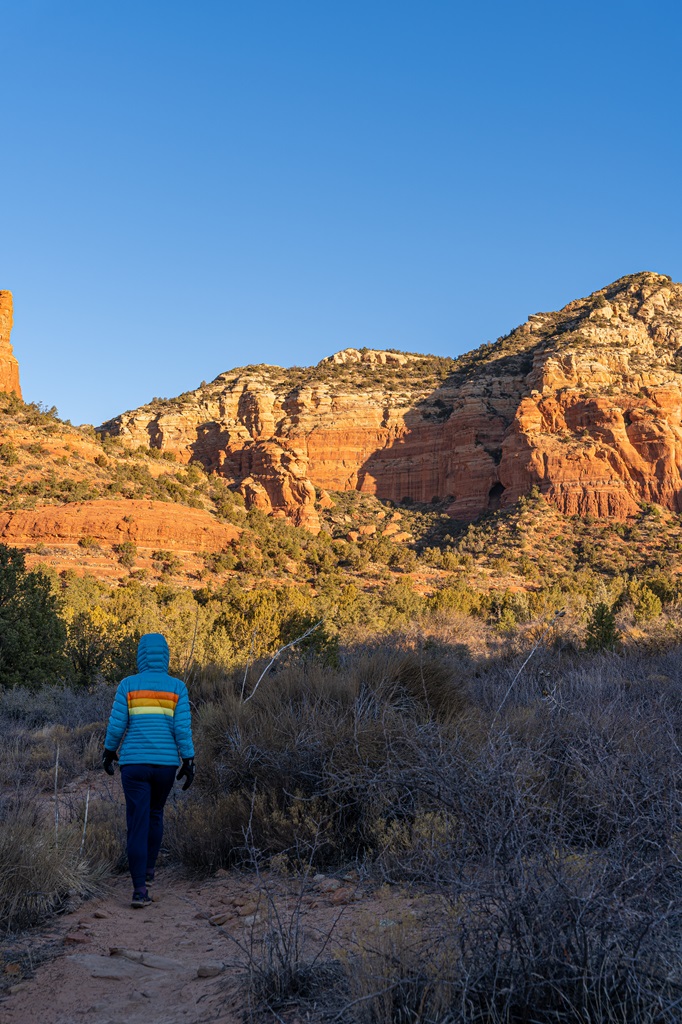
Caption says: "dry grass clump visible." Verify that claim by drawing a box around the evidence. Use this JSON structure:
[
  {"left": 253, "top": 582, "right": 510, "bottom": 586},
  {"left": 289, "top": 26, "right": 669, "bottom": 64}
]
[
  {"left": 344, "top": 917, "right": 448, "bottom": 1024},
  {"left": 389, "top": 651, "right": 471, "bottom": 719},
  {"left": 0, "top": 684, "right": 119, "bottom": 929},
  {"left": 80, "top": 798, "right": 128, "bottom": 872},
  {"left": 166, "top": 791, "right": 256, "bottom": 873},
  {"left": 0, "top": 793, "right": 103, "bottom": 932}
]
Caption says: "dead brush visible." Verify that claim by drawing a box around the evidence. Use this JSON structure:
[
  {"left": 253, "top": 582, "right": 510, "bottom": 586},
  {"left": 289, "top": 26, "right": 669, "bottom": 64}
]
[
  {"left": 437, "top": 853, "right": 682, "bottom": 1024},
  {"left": 215, "top": 835, "right": 348, "bottom": 1021},
  {"left": 243, "top": 920, "right": 342, "bottom": 1018},
  {"left": 0, "top": 719, "right": 105, "bottom": 789}
]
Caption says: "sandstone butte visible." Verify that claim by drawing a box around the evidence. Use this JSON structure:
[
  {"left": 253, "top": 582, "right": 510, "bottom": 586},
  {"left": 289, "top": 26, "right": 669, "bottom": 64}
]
[
  {"left": 98, "top": 272, "right": 682, "bottom": 527},
  {"left": 0, "top": 291, "right": 21, "bottom": 398}
]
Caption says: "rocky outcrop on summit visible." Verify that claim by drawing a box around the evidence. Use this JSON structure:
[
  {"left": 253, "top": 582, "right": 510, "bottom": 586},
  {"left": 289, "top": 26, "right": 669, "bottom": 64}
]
[
  {"left": 0, "top": 292, "right": 21, "bottom": 398},
  {"left": 100, "top": 273, "right": 682, "bottom": 523},
  {"left": 324, "top": 347, "right": 424, "bottom": 367}
]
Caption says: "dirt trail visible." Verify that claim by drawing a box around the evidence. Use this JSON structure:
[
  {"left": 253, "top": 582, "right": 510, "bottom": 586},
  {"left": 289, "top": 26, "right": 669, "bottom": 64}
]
[
  {"left": 1, "top": 871, "right": 245, "bottom": 1024},
  {"left": 1, "top": 868, "right": 422, "bottom": 1024}
]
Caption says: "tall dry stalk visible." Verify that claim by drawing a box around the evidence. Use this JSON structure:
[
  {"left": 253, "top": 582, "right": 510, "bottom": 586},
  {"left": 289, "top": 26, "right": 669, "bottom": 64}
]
[
  {"left": 490, "top": 608, "right": 565, "bottom": 727},
  {"left": 182, "top": 603, "right": 200, "bottom": 684},
  {"left": 240, "top": 628, "right": 259, "bottom": 701},
  {"left": 53, "top": 744, "right": 60, "bottom": 847},
  {"left": 79, "top": 786, "right": 91, "bottom": 857}
]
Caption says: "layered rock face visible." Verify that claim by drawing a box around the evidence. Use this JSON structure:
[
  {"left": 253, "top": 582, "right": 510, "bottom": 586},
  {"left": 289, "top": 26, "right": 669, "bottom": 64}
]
[
  {"left": 100, "top": 273, "right": 682, "bottom": 523},
  {"left": 0, "top": 292, "right": 21, "bottom": 398},
  {"left": 0, "top": 500, "right": 239, "bottom": 551},
  {"left": 235, "top": 440, "right": 320, "bottom": 532}
]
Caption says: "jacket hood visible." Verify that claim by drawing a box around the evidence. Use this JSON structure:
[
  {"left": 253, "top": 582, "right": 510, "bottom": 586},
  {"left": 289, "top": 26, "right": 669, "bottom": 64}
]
[{"left": 137, "top": 633, "right": 170, "bottom": 673}]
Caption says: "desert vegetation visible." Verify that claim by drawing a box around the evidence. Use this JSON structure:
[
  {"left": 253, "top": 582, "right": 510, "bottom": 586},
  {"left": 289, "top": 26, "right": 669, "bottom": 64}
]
[
  {"left": 1, "top": 533, "right": 681, "bottom": 1021},
  {"left": 165, "top": 644, "right": 682, "bottom": 1022},
  {"left": 2, "top": 482, "right": 681, "bottom": 690}
]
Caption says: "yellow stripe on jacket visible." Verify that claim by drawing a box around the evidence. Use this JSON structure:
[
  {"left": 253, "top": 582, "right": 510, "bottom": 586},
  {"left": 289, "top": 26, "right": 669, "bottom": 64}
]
[{"left": 129, "top": 705, "right": 176, "bottom": 717}]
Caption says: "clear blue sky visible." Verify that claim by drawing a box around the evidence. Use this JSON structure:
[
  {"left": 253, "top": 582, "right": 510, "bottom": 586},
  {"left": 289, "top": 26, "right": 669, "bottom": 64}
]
[{"left": 2, "top": 0, "right": 681, "bottom": 425}]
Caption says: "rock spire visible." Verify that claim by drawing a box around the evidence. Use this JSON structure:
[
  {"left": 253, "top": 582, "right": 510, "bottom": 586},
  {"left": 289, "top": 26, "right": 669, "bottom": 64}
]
[{"left": 0, "top": 292, "right": 21, "bottom": 398}]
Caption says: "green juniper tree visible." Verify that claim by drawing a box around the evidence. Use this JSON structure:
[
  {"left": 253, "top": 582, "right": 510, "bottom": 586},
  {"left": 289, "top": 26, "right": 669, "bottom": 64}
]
[
  {"left": 0, "top": 544, "right": 69, "bottom": 687},
  {"left": 585, "top": 601, "right": 620, "bottom": 652},
  {"left": 633, "top": 584, "right": 663, "bottom": 622}
]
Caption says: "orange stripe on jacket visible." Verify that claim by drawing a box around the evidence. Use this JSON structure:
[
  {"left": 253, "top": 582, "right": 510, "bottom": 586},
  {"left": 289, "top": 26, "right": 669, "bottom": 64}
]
[{"left": 128, "top": 690, "right": 179, "bottom": 703}]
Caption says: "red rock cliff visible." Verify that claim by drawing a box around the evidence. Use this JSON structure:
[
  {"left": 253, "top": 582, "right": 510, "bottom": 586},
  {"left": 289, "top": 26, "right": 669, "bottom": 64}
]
[
  {"left": 0, "top": 499, "right": 239, "bottom": 551},
  {"left": 0, "top": 292, "right": 21, "bottom": 398},
  {"left": 100, "top": 273, "right": 682, "bottom": 524}
]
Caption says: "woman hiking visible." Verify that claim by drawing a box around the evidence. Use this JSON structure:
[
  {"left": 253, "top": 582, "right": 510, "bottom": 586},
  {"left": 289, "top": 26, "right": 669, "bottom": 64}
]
[{"left": 101, "top": 633, "right": 195, "bottom": 908}]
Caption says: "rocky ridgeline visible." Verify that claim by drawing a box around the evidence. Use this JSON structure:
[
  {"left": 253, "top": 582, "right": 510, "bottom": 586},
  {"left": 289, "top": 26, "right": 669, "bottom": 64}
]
[{"left": 100, "top": 272, "right": 682, "bottom": 527}]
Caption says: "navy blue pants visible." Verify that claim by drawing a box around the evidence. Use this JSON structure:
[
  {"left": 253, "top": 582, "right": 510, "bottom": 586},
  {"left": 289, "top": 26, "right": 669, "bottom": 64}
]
[{"left": 120, "top": 764, "right": 176, "bottom": 891}]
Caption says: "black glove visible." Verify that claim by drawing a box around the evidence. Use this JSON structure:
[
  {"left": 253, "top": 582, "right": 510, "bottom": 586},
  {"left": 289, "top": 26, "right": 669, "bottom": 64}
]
[
  {"left": 176, "top": 757, "right": 195, "bottom": 791},
  {"left": 102, "top": 748, "right": 119, "bottom": 776}
]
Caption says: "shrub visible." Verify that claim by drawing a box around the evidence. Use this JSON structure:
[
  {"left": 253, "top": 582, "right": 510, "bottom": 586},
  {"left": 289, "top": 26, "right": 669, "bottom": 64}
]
[
  {"left": 0, "top": 390, "right": 22, "bottom": 415},
  {"left": 66, "top": 610, "right": 138, "bottom": 685},
  {"left": 0, "top": 681, "right": 114, "bottom": 730},
  {"left": 202, "top": 549, "right": 236, "bottom": 573},
  {"left": 634, "top": 584, "right": 663, "bottom": 622},
  {"left": 78, "top": 535, "right": 101, "bottom": 551},
  {"left": 0, "top": 545, "right": 69, "bottom": 687},
  {"left": 0, "top": 442, "right": 19, "bottom": 465},
  {"left": 114, "top": 541, "right": 137, "bottom": 569},
  {"left": 585, "top": 601, "right": 620, "bottom": 651},
  {"left": 427, "top": 580, "right": 479, "bottom": 617},
  {"left": 167, "top": 649, "right": 471, "bottom": 873},
  {"left": 279, "top": 612, "right": 340, "bottom": 667}
]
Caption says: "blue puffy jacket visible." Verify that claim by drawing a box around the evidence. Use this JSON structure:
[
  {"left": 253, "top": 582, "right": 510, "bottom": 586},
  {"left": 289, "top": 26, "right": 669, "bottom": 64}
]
[{"left": 104, "top": 633, "right": 195, "bottom": 766}]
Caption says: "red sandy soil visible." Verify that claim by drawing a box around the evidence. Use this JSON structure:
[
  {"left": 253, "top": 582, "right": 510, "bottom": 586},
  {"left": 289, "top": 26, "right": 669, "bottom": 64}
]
[{"left": 1, "top": 861, "right": 435, "bottom": 1024}]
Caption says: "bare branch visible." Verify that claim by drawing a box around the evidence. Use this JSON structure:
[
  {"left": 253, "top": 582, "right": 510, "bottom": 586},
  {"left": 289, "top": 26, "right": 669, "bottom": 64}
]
[{"left": 243, "top": 621, "right": 323, "bottom": 703}]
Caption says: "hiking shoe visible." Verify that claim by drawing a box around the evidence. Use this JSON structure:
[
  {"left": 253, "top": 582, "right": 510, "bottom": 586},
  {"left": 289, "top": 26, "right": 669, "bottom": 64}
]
[{"left": 131, "top": 889, "right": 152, "bottom": 909}]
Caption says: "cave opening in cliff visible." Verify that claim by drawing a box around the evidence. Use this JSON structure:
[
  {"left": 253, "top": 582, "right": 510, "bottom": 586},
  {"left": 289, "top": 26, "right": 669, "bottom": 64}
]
[{"left": 488, "top": 481, "right": 505, "bottom": 510}]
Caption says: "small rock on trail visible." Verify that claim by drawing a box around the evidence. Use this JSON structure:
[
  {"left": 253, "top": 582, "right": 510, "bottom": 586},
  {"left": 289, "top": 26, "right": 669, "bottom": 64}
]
[{"left": 197, "top": 961, "right": 225, "bottom": 978}]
